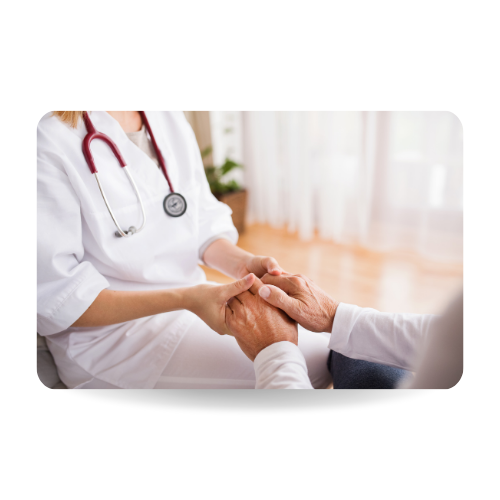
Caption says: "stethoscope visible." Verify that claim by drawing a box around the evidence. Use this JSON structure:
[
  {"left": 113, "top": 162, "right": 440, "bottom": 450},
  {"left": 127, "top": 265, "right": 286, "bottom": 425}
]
[{"left": 82, "top": 111, "right": 187, "bottom": 238}]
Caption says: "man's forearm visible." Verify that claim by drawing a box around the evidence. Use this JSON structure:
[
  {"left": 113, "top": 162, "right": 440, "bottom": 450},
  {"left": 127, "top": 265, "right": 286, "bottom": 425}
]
[
  {"left": 329, "top": 304, "right": 435, "bottom": 371},
  {"left": 71, "top": 287, "right": 191, "bottom": 328},
  {"left": 254, "top": 342, "right": 313, "bottom": 389}
]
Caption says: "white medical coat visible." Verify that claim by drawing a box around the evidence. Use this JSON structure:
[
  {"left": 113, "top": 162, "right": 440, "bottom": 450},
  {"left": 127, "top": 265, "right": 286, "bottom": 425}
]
[{"left": 37, "top": 111, "right": 238, "bottom": 388}]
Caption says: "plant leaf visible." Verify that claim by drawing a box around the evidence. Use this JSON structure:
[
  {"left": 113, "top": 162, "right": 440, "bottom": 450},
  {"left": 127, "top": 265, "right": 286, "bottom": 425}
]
[
  {"left": 220, "top": 159, "right": 243, "bottom": 176},
  {"left": 200, "top": 145, "right": 213, "bottom": 159}
]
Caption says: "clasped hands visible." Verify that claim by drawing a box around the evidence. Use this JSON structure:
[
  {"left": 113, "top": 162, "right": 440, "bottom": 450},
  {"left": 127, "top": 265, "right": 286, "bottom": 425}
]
[{"left": 189, "top": 267, "right": 339, "bottom": 361}]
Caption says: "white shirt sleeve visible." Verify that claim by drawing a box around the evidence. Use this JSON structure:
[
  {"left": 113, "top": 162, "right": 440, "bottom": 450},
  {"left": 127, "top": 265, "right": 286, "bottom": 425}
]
[
  {"left": 184, "top": 122, "right": 239, "bottom": 260},
  {"left": 37, "top": 126, "right": 109, "bottom": 335},
  {"left": 328, "top": 303, "right": 435, "bottom": 371},
  {"left": 252, "top": 306, "right": 437, "bottom": 388},
  {"left": 253, "top": 342, "right": 314, "bottom": 389}
]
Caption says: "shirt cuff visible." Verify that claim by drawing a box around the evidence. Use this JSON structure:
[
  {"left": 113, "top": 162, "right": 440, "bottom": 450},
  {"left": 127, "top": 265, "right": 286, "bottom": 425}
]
[
  {"left": 254, "top": 341, "right": 313, "bottom": 389},
  {"left": 37, "top": 268, "right": 110, "bottom": 335},
  {"left": 198, "top": 233, "right": 236, "bottom": 264},
  {"left": 328, "top": 302, "right": 363, "bottom": 352}
]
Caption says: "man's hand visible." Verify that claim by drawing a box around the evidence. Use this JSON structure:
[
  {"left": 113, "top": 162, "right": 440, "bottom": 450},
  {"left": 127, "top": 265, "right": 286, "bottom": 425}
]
[
  {"left": 238, "top": 254, "right": 284, "bottom": 279},
  {"left": 258, "top": 273, "right": 339, "bottom": 333},
  {"left": 225, "top": 277, "right": 298, "bottom": 361},
  {"left": 186, "top": 274, "right": 256, "bottom": 336}
]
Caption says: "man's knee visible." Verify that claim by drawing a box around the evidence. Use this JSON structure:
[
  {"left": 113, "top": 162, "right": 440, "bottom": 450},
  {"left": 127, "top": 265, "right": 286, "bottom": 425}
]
[{"left": 329, "top": 350, "right": 409, "bottom": 389}]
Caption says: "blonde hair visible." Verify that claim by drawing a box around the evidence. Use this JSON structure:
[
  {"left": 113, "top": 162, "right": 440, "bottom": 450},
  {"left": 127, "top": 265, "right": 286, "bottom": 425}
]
[{"left": 52, "top": 111, "right": 85, "bottom": 128}]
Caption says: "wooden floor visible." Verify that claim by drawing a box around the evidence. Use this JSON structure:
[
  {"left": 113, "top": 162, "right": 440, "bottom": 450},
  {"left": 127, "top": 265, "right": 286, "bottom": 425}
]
[{"left": 201, "top": 224, "right": 463, "bottom": 315}]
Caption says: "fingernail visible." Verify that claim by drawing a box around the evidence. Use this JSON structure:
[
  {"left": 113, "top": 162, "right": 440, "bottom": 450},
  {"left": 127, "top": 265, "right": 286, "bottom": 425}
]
[
  {"left": 245, "top": 273, "right": 253, "bottom": 282},
  {"left": 259, "top": 286, "right": 271, "bottom": 299}
]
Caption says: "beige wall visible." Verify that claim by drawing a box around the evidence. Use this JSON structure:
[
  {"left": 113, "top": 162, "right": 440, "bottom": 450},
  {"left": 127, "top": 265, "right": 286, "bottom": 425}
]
[{"left": 183, "top": 111, "right": 213, "bottom": 166}]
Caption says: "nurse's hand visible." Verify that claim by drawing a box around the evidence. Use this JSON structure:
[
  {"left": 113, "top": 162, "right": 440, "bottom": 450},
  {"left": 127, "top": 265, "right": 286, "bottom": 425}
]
[
  {"left": 258, "top": 273, "right": 340, "bottom": 333},
  {"left": 224, "top": 276, "right": 298, "bottom": 361},
  {"left": 202, "top": 239, "right": 284, "bottom": 280},
  {"left": 240, "top": 255, "right": 284, "bottom": 279},
  {"left": 186, "top": 274, "right": 257, "bottom": 336}
]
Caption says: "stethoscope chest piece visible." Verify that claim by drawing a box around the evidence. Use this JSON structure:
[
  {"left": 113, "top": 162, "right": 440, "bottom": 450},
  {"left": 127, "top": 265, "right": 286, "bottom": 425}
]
[{"left": 163, "top": 192, "right": 187, "bottom": 217}]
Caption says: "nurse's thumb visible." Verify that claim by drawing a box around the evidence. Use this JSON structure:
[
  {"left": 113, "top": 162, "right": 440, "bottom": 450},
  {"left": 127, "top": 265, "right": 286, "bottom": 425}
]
[
  {"left": 258, "top": 285, "right": 296, "bottom": 314},
  {"left": 222, "top": 273, "right": 255, "bottom": 301}
]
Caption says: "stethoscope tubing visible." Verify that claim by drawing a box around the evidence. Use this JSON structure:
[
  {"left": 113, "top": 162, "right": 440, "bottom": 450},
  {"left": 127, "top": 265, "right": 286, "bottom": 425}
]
[
  {"left": 94, "top": 167, "right": 147, "bottom": 238},
  {"left": 139, "top": 111, "right": 174, "bottom": 193},
  {"left": 82, "top": 111, "right": 169, "bottom": 238}
]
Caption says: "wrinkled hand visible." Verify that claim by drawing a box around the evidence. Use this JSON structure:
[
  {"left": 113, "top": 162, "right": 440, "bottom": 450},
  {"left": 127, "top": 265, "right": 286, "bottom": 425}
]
[
  {"left": 225, "top": 277, "right": 298, "bottom": 361},
  {"left": 238, "top": 255, "right": 284, "bottom": 279},
  {"left": 187, "top": 274, "right": 256, "bottom": 336},
  {"left": 258, "top": 273, "right": 339, "bottom": 333}
]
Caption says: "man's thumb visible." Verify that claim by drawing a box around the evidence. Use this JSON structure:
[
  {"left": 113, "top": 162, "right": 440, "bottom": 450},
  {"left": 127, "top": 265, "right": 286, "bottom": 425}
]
[
  {"left": 259, "top": 285, "right": 295, "bottom": 313},
  {"left": 222, "top": 273, "right": 255, "bottom": 301}
]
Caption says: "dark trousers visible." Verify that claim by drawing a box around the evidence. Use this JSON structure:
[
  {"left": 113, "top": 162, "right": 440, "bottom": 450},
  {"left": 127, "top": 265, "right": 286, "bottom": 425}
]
[{"left": 327, "top": 350, "right": 410, "bottom": 389}]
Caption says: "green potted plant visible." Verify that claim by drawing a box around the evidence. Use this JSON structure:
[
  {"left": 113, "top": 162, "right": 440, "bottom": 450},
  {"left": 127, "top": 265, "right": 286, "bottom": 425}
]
[{"left": 201, "top": 146, "right": 247, "bottom": 234}]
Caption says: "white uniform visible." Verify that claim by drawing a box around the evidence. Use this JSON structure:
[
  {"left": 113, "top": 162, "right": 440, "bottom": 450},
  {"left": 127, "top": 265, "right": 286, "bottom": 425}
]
[{"left": 37, "top": 111, "right": 332, "bottom": 389}]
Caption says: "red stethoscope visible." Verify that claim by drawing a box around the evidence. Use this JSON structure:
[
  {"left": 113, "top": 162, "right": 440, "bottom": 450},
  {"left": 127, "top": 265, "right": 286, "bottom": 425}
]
[{"left": 82, "top": 111, "right": 187, "bottom": 238}]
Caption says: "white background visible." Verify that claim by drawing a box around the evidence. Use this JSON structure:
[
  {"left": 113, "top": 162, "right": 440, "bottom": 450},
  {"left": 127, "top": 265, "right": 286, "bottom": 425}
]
[{"left": 1, "top": 1, "right": 498, "bottom": 499}]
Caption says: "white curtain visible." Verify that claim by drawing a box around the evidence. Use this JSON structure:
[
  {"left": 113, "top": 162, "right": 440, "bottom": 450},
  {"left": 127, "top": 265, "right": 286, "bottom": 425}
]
[{"left": 241, "top": 112, "right": 463, "bottom": 262}]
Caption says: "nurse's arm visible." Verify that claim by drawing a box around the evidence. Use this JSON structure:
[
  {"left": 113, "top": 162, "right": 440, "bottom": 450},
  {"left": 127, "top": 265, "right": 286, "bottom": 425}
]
[
  {"left": 71, "top": 274, "right": 256, "bottom": 331},
  {"left": 71, "top": 288, "right": 189, "bottom": 327},
  {"left": 202, "top": 238, "right": 284, "bottom": 279}
]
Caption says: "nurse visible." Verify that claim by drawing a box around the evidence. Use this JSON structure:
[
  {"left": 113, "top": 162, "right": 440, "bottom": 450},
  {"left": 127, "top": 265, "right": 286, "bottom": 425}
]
[{"left": 37, "top": 111, "right": 332, "bottom": 389}]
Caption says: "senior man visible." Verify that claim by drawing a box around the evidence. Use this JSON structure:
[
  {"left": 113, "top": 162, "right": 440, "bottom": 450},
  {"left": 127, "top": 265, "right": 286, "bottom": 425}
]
[{"left": 225, "top": 274, "right": 463, "bottom": 389}]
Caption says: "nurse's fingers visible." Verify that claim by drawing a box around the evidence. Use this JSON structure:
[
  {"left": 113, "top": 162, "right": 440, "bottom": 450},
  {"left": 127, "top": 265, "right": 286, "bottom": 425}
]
[
  {"left": 247, "top": 276, "right": 265, "bottom": 296},
  {"left": 227, "top": 294, "right": 244, "bottom": 316},
  {"left": 235, "top": 290, "right": 255, "bottom": 303},
  {"left": 224, "top": 304, "right": 235, "bottom": 336},
  {"left": 261, "top": 274, "right": 297, "bottom": 293},
  {"left": 227, "top": 295, "right": 242, "bottom": 308},
  {"left": 262, "top": 256, "right": 283, "bottom": 276},
  {"left": 220, "top": 273, "right": 255, "bottom": 302}
]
